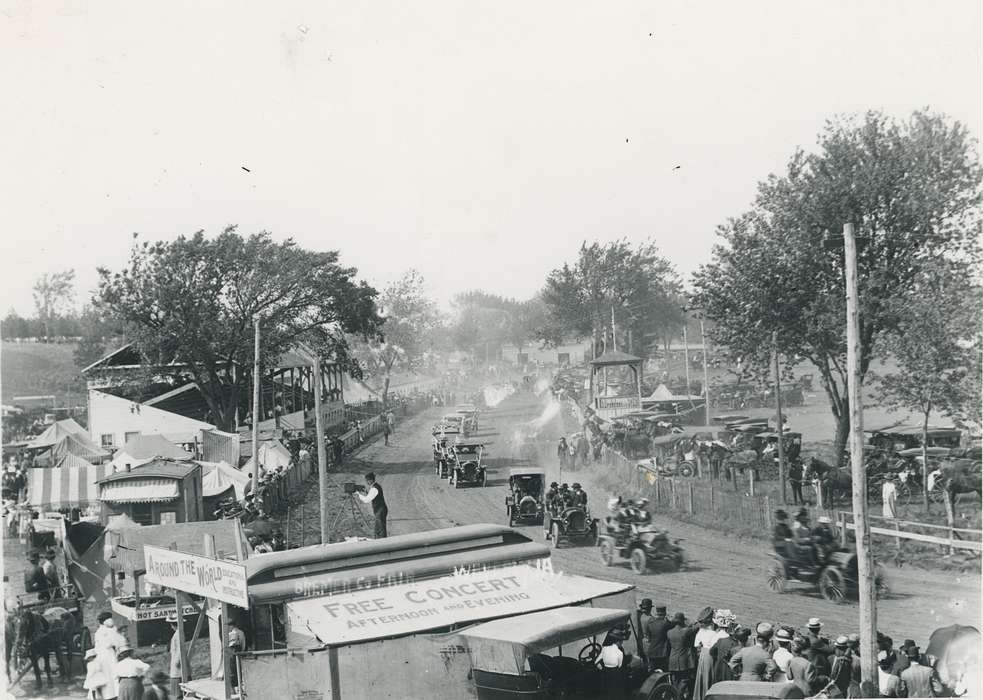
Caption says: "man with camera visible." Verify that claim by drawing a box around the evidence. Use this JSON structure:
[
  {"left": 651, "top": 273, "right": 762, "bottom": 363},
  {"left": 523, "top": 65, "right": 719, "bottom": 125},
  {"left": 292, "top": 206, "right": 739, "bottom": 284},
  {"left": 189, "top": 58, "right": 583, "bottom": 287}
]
[{"left": 355, "top": 472, "right": 389, "bottom": 538}]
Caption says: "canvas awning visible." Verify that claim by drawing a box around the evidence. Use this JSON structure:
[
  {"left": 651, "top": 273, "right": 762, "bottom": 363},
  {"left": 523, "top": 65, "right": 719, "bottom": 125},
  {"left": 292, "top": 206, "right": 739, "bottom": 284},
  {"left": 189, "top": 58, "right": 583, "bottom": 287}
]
[
  {"left": 199, "top": 461, "right": 250, "bottom": 500},
  {"left": 242, "top": 440, "right": 292, "bottom": 474},
  {"left": 100, "top": 478, "right": 179, "bottom": 503},
  {"left": 27, "top": 418, "right": 88, "bottom": 449},
  {"left": 27, "top": 464, "right": 112, "bottom": 510},
  {"left": 460, "top": 606, "right": 629, "bottom": 674},
  {"left": 55, "top": 453, "right": 97, "bottom": 470},
  {"left": 111, "top": 434, "right": 192, "bottom": 471},
  {"left": 50, "top": 432, "right": 110, "bottom": 463},
  {"left": 286, "top": 563, "right": 633, "bottom": 647}
]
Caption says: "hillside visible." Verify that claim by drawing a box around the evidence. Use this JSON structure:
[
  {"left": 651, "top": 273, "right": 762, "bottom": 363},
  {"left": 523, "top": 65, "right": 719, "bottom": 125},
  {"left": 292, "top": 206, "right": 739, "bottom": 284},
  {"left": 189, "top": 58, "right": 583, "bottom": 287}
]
[{"left": 1, "top": 341, "right": 86, "bottom": 406}]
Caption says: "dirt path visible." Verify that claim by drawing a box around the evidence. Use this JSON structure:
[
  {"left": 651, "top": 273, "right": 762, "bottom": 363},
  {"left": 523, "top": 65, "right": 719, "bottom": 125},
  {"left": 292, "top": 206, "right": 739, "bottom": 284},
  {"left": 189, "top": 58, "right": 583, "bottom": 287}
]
[{"left": 368, "top": 390, "right": 980, "bottom": 648}]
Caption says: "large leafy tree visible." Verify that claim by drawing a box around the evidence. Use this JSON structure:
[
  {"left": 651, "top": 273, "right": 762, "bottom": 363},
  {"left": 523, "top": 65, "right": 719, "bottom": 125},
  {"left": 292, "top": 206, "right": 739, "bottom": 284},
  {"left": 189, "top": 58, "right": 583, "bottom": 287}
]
[
  {"left": 693, "top": 111, "right": 982, "bottom": 463},
  {"left": 97, "top": 228, "right": 381, "bottom": 431},
  {"left": 875, "top": 265, "right": 982, "bottom": 507},
  {"left": 33, "top": 270, "right": 76, "bottom": 342},
  {"left": 353, "top": 270, "right": 441, "bottom": 406},
  {"left": 449, "top": 291, "right": 532, "bottom": 361},
  {"left": 540, "top": 239, "right": 683, "bottom": 356}
]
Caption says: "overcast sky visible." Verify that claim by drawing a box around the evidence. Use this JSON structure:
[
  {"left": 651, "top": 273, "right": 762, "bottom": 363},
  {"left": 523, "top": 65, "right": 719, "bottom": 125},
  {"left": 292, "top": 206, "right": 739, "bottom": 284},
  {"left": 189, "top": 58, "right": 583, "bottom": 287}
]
[{"left": 2, "top": 0, "right": 982, "bottom": 316}]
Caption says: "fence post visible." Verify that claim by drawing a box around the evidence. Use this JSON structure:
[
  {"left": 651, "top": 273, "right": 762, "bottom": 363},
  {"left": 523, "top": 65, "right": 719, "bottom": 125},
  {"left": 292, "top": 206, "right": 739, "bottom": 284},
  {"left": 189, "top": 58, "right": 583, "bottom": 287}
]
[
  {"left": 764, "top": 496, "right": 772, "bottom": 529},
  {"left": 839, "top": 511, "right": 848, "bottom": 548},
  {"left": 709, "top": 483, "right": 715, "bottom": 512},
  {"left": 688, "top": 482, "right": 695, "bottom": 514},
  {"left": 749, "top": 469, "right": 756, "bottom": 497},
  {"left": 301, "top": 501, "right": 306, "bottom": 547},
  {"left": 671, "top": 480, "right": 677, "bottom": 510}
]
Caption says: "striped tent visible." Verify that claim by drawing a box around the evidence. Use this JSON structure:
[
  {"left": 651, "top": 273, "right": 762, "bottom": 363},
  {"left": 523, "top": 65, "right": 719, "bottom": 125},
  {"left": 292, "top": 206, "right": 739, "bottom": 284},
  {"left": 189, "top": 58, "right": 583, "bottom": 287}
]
[{"left": 27, "top": 464, "right": 112, "bottom": 510}]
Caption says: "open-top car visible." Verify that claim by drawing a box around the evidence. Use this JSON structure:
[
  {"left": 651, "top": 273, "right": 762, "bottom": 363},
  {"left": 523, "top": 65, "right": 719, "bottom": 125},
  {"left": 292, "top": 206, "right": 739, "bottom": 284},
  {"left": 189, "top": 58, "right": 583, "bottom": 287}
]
[
  {"left": 450, "top": 440, "right": 488, "bottom": 487},
  {"left": 598, "top": 508, "right": 684, "bottom": 574},
  {"left": 544, "top": 492, "right": 597, "bottom": 548},
  {"left": 767, "top": 539, "right": 888, "bottom": 603},
  {"left": 458, "top": 606, "right": 678, "bottom": 700},
  {"left": 507, "top": 467, "right": 546, "bottom": 526}
]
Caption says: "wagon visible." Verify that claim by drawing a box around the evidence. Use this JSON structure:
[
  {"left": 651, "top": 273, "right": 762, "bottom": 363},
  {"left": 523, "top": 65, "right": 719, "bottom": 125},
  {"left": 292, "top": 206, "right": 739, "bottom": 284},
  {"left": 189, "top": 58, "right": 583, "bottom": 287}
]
[
  {"left": 506, "top": 467, "right": 545, "bottom": 526},
  {"left": 14, "top": 585, "right": 91, "bottom": 663}
]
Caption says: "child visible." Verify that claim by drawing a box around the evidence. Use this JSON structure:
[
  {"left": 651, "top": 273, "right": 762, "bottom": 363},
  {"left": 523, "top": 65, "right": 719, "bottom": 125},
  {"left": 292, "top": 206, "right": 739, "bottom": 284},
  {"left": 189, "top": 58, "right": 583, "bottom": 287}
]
[{"left": 84, "top": 648, "right": 108, "bottom": 700}]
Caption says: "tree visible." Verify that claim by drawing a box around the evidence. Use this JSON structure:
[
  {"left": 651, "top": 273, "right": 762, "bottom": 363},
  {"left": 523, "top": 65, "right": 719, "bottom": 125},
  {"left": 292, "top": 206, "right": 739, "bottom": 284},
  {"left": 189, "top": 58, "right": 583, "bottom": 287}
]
[
  {"left": 73, "top": 304, "right": 123, "bottom": 371},
  {"left": 353, "top": 270, "right": 441, "bottom": 407},
  {"left": 1, "top": 309, "right": 30, "bottom": 340},
  {"left": 97, "top": 228, "right": 381, "bottom": 431},
  {"left": 693, "top": 111, "right": 982, "bottom": 463},
  {"left": 875, "top": 266, "right": 982, "bottom": 508},
  {"left": 448, "top": 291, "right": 520, "bottom": 362},
  {"left": 540, "top": 239, "right": 684, "bottom": 356},
  {"left": 33, "top": 270, "right": 76, "bottom": 342}
]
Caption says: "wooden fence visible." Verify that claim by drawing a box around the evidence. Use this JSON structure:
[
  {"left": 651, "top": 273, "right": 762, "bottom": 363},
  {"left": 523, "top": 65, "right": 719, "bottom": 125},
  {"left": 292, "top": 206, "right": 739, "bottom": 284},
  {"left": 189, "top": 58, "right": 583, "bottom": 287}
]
[{"left": 836, "top": 510, "right": 982, "bottom": 553}]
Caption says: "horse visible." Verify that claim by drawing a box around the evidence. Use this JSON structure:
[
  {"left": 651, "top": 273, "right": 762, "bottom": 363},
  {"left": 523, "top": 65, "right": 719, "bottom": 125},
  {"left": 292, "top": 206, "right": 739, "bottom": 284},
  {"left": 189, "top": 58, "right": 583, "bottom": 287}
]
[
  {"left": 932, "top": 461, "right": 983, "bottom": 506},
  {"left": 804, "top": 456, "right": 853, "bottom": 506},
  {"left": 5, "top": 607, "right": 69, "bottom": 689}
]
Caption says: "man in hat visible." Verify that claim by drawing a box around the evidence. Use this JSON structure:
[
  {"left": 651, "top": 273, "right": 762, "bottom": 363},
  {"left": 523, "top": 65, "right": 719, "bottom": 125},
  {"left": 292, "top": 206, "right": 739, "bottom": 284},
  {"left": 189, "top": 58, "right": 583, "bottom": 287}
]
[
  {"left": 667, "top": 612, "right": 698, "bottom": 697},
  {"left": 41, "top": 548, "right": 61, "bottom": 594},
  {"left": 899, "top": 645, "right": 938, "bottom": 698},
  {"left": 728, "top": 632, "right": 778, "bottom": 681},
  {"left": 811, "top": 516, "right": 836, "bottom": 564},
  {"left": 877, "top": 650, "right": 907, "bottom": 697},
  {"left": 355, "top": 471, "right": 388, "bottom": 538},
  {"left": 572, "top": 482, "right": 587, "bottom": 508},
  {"left": 805, "top": 618, "right": 833, "bottom": 661},
  {"left": 787, "top": 636, "right": 818, "bottom": 696},
  {"left": 892, "top": 639, "right": 915, "bottom": 676},
  {"left": 23, "top": 549, "right": 49, "bottom": 596},
  {"left": 166, "top": 611, "right": 183, "bottom": 696},
  {"left": 772, "top": 628, "right": 794, "bottom": 682},
  {"left": 772, "top": 510, "right": 793, "bottom": 557},
  {"left": 828, "top": 636, "right": 854, "bottom": 697},
  {"left": 115, "top": 646, "right": 151, "bottom": 700},
  {"left": 639, "top": 601, "right": 672, "bottom": 672}
]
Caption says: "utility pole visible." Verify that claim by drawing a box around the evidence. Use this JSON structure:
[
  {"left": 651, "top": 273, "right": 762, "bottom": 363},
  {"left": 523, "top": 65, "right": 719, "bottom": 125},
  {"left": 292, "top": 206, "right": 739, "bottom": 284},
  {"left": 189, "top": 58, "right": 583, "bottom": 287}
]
[
  {"left": 773, "top": 330, "right": 787, "bottom": 505},
  {"left": 611, "top": 306, "right": 617, "bottom": 352},
  {"left": 844, "top": 222, "right": 878, "bottom": 695},
  {"left": 310, "top": 353, "right": 330, "bottom": 543},
  {"left": 699, "top": 317, "right": 712, "bottom": 428},
  {"left": 250, "top": 314, "right": 261, "bottom": 499},
  {"left": 682, "top": 324, "right": 692, "bottom": 394}
]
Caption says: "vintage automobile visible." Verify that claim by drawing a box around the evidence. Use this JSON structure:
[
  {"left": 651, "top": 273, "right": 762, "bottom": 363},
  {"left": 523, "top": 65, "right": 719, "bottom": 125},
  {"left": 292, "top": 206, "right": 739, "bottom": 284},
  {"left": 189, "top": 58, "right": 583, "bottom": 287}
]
[
  {"left": 440, "top": 413, "right": 468, "bottom": 436},
  {"left": 767, "top": 540, "right": 889, "bottom": 603},
  {"left": 458, "top": 605, "right": 678, "bottom": 700},
  {"left": 644, "top": 433, "right": 700, "bottom": 478},
  {"left": 450, "top": 440, "right": 488, "bottom": 487},
  {"left": 597, "top": 510, "right": 684, "bottom": 574},
  {"left": 506, "top": 467, "right": 546, "bottom": 526},
  {"left": 543, "top": 497, "right": 597, "bottom": 549},
  {"left": 433, "top": 424, "right": 462, "bottom": 478}
]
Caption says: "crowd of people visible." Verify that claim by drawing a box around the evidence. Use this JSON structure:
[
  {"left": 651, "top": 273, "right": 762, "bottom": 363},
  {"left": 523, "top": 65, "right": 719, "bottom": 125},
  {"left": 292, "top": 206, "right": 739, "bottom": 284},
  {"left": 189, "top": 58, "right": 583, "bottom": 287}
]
[{"left": 633, "top": 603, "right": 942, "bottom": 698}]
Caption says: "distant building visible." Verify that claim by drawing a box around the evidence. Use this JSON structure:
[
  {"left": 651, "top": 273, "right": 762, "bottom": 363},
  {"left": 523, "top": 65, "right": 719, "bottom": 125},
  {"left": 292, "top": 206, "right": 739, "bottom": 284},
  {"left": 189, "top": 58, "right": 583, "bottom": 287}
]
[{"left": 500, "top": 340, "right": 591, "bottom": 367}]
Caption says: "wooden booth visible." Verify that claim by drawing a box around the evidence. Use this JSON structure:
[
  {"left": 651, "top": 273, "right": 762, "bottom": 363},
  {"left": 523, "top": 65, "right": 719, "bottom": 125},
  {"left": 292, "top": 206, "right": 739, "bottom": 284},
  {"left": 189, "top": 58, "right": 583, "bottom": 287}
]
[{"left": 98, "top": 459, "right": 203, "bottom": 526}]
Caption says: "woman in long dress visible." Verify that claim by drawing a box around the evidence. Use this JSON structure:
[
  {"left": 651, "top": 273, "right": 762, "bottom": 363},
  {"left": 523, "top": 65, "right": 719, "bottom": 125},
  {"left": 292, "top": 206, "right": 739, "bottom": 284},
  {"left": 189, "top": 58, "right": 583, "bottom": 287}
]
[
  {"left": 693, "top": 609, "right": 731, "bottom": 700},
  {"left": 93, "top": 612, "right": 126, "bottom": 700}
]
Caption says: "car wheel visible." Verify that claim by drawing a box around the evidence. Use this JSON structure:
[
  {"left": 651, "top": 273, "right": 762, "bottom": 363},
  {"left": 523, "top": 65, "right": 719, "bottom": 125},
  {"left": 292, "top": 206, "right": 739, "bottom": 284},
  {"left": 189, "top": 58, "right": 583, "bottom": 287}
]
[
  {"left": 507, "top": 507, "right": 514, "bottom": 527},
  {"left": 637, "top": 676, "right": 680, "bottom": 700},
  {"left": 551, "top": 522, "right": 560, "bottom": 549},
  {"left": 600, "top": 539, "right": 615, "bottom": 566},
  {"left": 819, "top": 567, "right": 845, "bottom": 603},
  {"left": 630, "top": 548, "right": 647, "bottom": 574},
  {"left": 767, "top": 559, "right": 786, "bottom": 593},
  {"left": 679, "top": 462, "right": 694, "bottom": 478}
]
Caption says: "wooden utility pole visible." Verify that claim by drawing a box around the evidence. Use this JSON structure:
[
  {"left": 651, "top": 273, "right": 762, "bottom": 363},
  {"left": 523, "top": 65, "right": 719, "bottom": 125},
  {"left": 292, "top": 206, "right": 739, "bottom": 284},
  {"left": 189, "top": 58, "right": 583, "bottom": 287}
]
[
  {"left": 250, "top": 314, "right": 261, "bottom": 497},
  {"left": 699, "top": 317, "right": 711, "bottom": 428},
  {"left": 311, "top": 353, "right": 330, "bottom": 543},
  {"left": 611, "top": 306, "right": 617, "bottom": 352},
  {"left": 773, "top": 331, "right": 787, "bottom": 505},
  {"left": 682, "top": 324, "right": 692, "bottom": 395},
  {"left": 844, "top": 222, "right": 878, "bottom": 695}
]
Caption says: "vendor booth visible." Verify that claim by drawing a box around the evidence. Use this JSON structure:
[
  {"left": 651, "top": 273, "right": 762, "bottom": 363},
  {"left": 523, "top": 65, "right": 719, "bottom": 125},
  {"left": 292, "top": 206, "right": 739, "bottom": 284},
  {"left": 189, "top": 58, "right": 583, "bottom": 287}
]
[{"left": 97, "top": 459, "right": 203, "bottom": 526}]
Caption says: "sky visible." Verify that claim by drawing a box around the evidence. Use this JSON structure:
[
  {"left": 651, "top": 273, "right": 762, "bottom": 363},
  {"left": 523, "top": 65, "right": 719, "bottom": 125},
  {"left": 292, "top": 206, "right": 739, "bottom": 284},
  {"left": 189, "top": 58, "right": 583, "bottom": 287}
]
[{"left": 2, "top": 0, "right": 982, "bottom": 316}]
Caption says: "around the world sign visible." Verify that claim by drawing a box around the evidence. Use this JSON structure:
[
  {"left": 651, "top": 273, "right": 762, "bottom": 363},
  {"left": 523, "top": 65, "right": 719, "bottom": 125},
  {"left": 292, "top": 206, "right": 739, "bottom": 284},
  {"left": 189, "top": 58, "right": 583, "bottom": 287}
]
[{"left": 144, "top": 545, "right": 249, "bottom": 608}]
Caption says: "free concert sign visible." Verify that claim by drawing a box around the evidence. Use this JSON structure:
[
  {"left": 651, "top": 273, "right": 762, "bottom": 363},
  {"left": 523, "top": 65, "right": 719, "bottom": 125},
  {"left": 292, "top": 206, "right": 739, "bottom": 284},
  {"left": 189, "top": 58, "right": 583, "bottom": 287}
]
[
  {"left": 287, "top": 562, "right": 631, "bottom": 646},
  {"left": 144, "top": 545, "right": 249, "bottom": 608}
]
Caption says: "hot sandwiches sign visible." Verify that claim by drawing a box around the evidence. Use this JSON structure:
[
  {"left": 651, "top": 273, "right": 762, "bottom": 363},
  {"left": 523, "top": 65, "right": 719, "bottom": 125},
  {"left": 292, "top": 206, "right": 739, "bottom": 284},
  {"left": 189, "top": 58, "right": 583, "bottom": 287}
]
[
  {"left": 144, "top": 545, "right": 249, "bottom": 608},
  {"left": 287, "top": 562, "right": 631, "bottom": 646}
]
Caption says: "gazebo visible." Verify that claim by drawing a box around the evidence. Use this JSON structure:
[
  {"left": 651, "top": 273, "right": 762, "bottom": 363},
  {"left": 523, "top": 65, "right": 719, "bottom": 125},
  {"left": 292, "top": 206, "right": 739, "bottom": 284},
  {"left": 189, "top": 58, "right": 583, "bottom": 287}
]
[{"left": 588, "top": 350, "right": 644, "bottom": 421}]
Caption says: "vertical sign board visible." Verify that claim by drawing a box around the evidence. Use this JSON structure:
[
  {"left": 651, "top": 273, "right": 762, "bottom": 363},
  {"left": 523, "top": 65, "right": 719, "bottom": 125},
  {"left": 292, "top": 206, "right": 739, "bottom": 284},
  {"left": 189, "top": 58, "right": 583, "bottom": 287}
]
[{"left": 143, "top": 545, "right": 249, "bottom": 609}]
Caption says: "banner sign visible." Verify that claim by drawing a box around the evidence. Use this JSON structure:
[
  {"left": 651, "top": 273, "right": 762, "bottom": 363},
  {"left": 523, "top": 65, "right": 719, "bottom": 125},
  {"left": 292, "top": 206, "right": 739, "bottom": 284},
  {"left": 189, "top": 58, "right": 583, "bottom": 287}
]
[
  {"left": 111, "top": 598, "right": 197, "bottom": 622},
  {"left": 144, "top": 545, "right": 249, "bottom": 608},
  {"left": 287, "top": 562, "right": 631, "bottom": 646}
]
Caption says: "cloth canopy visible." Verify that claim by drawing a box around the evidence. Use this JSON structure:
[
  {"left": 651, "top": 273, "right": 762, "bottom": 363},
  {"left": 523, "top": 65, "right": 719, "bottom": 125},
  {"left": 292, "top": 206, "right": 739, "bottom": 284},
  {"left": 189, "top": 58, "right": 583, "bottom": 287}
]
[
  {"left": 55, "top": 453, "right": 97, "bottom": 470},
  {"left": 27, "top": 464, "right": 112, "bottom": 510},
  {"left": 100, "top": 478, "right": 179, "bottom": 503},
  {"left": 27, "top": 418, "right": 87, "bottom": 449},
  {"left": 242, "top": 440, "right": 292, "bottom": 474},
  {"left": 111, "top": 434, "right": 191, "bottom": 471},
  {"left": 460, "top": 606, "right": 629, "bottom": 674},
  {"left": 49, "top": 432, "right": 110, "bottom": 464},
  {"left": 201, "top": 429, "right": 241, "bottom": 465},
  {"left": 199, "top": 461, "right": 250, "bottom": 500},
  {"left": 287, "top": 562, "right": 633, "bottom": 648}
]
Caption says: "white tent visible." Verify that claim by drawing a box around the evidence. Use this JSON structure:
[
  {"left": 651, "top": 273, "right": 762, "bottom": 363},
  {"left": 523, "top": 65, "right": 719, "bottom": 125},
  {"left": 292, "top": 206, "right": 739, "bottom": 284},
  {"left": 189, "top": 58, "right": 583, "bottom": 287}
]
[
  {"left": 111, "top": 434, "right": 192, "bottom": 471},
  {"left": 27, "top": 418, "right": 87, "bottom": 449},
  {"left": 199, "top": 461, "right": 250, "bottom": 500},
  {"left": 241, "top": 440, "right": 292, "bottom": 475}
]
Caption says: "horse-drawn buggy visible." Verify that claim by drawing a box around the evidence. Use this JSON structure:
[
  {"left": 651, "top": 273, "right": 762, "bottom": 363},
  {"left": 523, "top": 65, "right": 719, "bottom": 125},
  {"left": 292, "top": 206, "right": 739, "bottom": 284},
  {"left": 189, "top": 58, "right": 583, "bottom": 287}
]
[
  {"left": 506, "top": 467, "right": 546, "bottom": 526},
  {"left": 7, "top": 585, "right": 90, "bottom": 690},
  {"left": 766, "top": 540, "right": 888, "bottom": 603},
  {"left": 597, "top": 499, "right": 684, "bottom": 574},
  {"left": 449, "top": 439, "right": 488, "bottom": 488}
]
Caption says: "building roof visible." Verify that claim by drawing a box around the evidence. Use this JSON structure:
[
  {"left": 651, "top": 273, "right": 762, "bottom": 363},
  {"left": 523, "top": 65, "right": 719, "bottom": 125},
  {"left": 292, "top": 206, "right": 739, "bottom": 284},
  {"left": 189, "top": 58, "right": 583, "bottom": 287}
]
[
  {"left": 589, "top": 350, "right": 643, "bottom": 366},
  {"left": 83, "top": 342, "right": 334, "bottom": 375},
  {"left": 27, "top": 418, "right": 89, "bottom": 449},
  {"left": 97, "top": 459, "right": 200, "bottom": 484},
  {"left": 115, "top": 434, "right": 193, "bottom": 462}
]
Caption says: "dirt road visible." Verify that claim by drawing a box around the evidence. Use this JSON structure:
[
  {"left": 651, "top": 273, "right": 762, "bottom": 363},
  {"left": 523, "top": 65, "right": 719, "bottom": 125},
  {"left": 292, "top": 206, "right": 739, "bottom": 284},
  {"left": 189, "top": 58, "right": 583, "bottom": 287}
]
[{"left": 356, "top": 389, "right": 980, "bottom": 647}]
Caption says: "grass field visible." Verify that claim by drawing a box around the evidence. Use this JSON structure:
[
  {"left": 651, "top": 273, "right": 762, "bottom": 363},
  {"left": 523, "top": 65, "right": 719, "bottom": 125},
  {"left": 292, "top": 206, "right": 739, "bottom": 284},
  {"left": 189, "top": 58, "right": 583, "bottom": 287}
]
[{"left": 1, "top": 341, "right": 87, "bottom": 406}]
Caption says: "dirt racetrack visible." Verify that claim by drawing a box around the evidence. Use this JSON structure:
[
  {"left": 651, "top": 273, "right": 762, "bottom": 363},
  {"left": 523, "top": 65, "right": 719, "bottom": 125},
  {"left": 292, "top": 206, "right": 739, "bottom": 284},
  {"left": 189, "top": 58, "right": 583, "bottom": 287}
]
[{"left": 328, "top": 389, "right": 980, "bottom": 648}]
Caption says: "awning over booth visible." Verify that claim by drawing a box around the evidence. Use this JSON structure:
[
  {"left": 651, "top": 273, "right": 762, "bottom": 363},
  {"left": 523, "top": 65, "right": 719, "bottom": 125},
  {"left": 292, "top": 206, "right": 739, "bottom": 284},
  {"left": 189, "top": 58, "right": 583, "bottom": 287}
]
[
  {"left": 27, "top": 464, "right": 112, "bottom": 510},
  {"left": 200, "top": 461, "right": 250, "bottom": 500},
  {"left": 111, "top": 434, "right": 192, "bottom": 471},
  {"left": 99, "top": 478, "right": 179, "bottom": 503},
  {"left": 286, "top": 563, "right": 633, "bottom": 647},
  {"left": 27, "top": 418, "right": 88, "bottom": 449},
  {"left": 460, "top": 606, "right": 629, "bottom": 674}
]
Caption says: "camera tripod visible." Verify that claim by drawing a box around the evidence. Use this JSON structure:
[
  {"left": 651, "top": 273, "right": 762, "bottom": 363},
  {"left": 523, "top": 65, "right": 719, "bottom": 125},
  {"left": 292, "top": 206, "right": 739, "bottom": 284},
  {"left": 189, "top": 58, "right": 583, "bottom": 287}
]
[{"left": 330, "top": 491, "right": 372, "bottom": 538}]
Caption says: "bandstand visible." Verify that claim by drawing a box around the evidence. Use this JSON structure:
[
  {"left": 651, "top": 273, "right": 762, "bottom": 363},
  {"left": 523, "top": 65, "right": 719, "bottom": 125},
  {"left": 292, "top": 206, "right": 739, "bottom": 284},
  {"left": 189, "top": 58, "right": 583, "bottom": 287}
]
[{"left": 588, "top": 350, "right": 644, "bottom": 421}]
